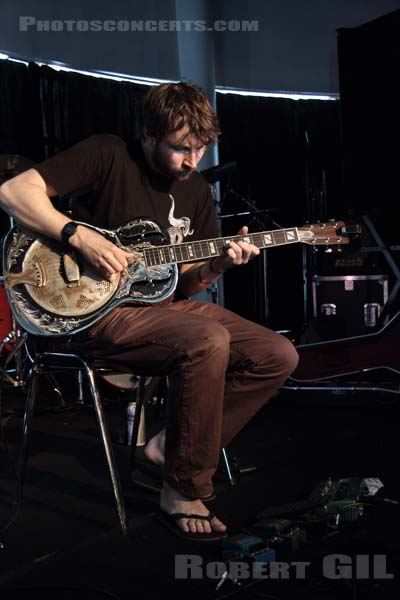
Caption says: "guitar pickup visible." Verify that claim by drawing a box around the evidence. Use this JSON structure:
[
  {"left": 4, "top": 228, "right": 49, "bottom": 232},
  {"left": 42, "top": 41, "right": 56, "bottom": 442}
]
[{"left": 63, "top": 253, "right": 81, "bottom": 287}]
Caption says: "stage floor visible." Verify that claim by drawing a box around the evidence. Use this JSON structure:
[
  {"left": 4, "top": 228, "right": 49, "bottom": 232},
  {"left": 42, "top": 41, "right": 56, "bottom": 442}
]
[{"left": 0, "top": 380, "right": 399, "bottom": 600}]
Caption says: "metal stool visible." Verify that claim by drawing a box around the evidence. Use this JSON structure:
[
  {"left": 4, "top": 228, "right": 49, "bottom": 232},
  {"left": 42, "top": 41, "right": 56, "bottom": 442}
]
[{"left": 18, "top": 349, "right": 147, "bottom": 537}]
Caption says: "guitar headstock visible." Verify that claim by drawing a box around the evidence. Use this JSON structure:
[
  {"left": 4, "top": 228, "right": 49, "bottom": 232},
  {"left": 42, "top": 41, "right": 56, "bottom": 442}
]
[{"left": 298, "top": 220, "right": 351, "bottom": 246}]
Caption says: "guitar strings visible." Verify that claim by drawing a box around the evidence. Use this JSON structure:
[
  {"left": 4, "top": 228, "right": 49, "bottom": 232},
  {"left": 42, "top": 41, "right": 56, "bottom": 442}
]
[
  {"left": 142, "top": 224, "right": 339, "bottom": 266},
  {"left": 143, "top": 231, "right": 284, "bottom": 267}
]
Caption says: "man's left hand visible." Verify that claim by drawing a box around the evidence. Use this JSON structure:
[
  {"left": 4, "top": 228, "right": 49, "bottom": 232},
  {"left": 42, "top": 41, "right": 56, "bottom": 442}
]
[{"left": 211, "top": 226, "right": 260, "bottom": 273}]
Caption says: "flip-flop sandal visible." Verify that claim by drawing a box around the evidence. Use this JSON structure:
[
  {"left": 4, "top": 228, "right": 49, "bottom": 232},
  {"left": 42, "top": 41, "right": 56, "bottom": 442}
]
[{"left": 155, "top": 509, "right": 227, "bottom": 542}]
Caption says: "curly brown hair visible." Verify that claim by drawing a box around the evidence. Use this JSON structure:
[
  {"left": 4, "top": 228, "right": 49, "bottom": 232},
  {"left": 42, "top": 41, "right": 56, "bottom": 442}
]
[{"left": 140, "top": 82, "right": 220, "bottom": 145}]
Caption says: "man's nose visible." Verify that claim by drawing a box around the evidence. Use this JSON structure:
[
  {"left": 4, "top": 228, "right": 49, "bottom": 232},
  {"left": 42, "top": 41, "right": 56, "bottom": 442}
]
[{"left": 183, "top": 151, "right": 199, "bottom": 169}]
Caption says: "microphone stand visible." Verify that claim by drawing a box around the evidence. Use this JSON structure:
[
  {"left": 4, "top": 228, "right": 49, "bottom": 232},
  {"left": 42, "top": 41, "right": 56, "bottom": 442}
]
[
  {"left": 216, "top": 183, "right": 281, "bottom": 478},
  {"left": 220, "top": 187, "right": 281, "bottom": 229},
  {"left": 218, "top": 184, "right": 281, "bottom": 326}
]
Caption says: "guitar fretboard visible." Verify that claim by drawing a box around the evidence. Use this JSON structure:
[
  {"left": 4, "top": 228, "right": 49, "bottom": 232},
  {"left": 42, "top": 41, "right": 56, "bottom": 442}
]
[{"left": 143, "top": 228, "right": 300, "bottom": 267}]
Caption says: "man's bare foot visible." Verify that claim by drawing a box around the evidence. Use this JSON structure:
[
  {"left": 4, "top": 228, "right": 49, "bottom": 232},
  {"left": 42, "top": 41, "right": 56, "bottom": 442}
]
[
  {"left": 144, "top": 429, "right": 165, "bottom": 466},
  {"left": 160, "top": 481, "right": 227, "bottom": 535}
]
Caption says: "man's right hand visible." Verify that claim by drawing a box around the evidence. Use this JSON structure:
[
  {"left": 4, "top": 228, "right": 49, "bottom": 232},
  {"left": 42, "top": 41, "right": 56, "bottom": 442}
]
[
  {"left": 0, "top": 168, "right": 135, "bottom": 283},
  {"left": 69, "top": 225, "right": 136, "bottom": 283}
]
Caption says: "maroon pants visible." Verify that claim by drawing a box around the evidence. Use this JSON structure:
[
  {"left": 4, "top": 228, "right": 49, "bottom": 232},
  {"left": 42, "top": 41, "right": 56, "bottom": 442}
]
[{"left": 80, "top": 300, "right": 298, "bottom": 499}]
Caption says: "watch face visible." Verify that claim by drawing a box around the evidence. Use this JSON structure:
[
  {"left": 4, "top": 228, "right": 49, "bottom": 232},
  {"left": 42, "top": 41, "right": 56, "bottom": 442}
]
[
  {"left": 66, "top": 223, "right": 77, "bottom": 235},
  {"left": 62, "top": 222, "right": 78, "bottom": 243}
]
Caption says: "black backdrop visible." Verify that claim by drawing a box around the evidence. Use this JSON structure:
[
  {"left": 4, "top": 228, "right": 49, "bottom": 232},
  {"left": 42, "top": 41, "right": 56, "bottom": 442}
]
[
  {"left": 217, "top": 93, "right": 342, "bottom": 330},
  {"left": 0, "top": 62, "right": 145, "bottom": 160},
  {"left": 338, "top": 9, "right": 400, "bottom": 246},
  {"left": 0, "top": 61, "right": 342, "bottom": 331}
]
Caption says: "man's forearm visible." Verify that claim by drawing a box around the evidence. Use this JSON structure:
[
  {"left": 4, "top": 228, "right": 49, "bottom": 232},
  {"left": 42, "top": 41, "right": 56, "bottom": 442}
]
[
  {"left": 178, "top": 259, "right": 224, "bottom": 297},
  {"left": 0, "top": 170, "right": 69, "bottom": 240}
]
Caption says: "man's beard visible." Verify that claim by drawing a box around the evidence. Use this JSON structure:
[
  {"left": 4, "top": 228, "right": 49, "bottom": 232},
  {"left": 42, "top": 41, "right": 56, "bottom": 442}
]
[{"left": 152, "top": 145, "right": 194, "bottom": 181}]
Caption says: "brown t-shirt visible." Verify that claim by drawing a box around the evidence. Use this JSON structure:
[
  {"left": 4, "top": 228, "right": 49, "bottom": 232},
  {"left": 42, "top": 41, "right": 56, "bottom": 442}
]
[{"left": 35, "top": 134, "right": 217, "bottom": 244}]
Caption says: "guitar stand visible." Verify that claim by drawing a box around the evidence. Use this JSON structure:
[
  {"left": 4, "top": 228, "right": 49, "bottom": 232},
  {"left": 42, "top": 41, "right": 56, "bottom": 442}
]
[
  {"left": 219, "top": 448, "right": 257, "bottom": 486},
  {"left": 362, "top": 214, "right": 400, "bottom": 328}
]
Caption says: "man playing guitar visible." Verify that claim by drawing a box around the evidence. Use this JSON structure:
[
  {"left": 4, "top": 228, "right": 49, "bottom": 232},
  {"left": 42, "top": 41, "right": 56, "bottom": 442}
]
[{"left": 0, "top": 82, "right": 299, "bottom": 541}]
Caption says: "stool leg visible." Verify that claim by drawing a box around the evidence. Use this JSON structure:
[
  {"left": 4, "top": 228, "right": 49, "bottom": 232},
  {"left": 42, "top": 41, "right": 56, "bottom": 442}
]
[
  {"left": 129, "top": 377, "right": 163, "bottom": 494},
  {"left": 129, "top": 376, "right": 146, "bottom": 471},
  {"left": 221, "top": 447, "right": 236, "bottom": 486},
  {"left": 44, "top": 373, "right": 66, "bottom": 407},
  {"left": 84, "top": 364, "right": 128, "bottom": 536},
  {"left": 17, "top": 365, "right": 39, "bottom": 486}
]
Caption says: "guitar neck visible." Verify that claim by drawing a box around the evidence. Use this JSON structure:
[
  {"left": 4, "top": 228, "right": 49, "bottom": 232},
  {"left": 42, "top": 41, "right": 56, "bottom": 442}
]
[{"left": 144, "top": 227, "right": 300, "bottom": 267}]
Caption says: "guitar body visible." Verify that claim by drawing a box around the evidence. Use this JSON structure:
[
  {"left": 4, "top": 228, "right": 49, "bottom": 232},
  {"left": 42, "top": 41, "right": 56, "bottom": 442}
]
[{"left": 3, "top": 219, "right": 178, "bottom": 336}]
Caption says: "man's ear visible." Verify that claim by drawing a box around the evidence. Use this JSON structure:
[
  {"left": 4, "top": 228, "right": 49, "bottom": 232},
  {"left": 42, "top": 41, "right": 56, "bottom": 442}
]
[{"left": 142, "top": 128, "right": 156, "bottom": 148}]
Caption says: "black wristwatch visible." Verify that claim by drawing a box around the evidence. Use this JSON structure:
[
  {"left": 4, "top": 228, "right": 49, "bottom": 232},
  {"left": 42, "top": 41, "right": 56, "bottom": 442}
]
[{"left": 61, "top": 221, "right": 79, "bottom": 245}]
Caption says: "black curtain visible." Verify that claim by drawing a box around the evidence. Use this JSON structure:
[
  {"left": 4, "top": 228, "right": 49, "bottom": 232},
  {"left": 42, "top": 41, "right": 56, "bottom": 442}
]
[
  {"left": 37, "top": 64, "right": 146, "bottom": 155},
  {"left": 216, "top": 93, "right": 342, "bottom": 330},
  {"left": 0, "top": 62, "right": 147, "bottom": 161},
  {"left": 338, "top": 10, "right": 400, "bottom": 245},
  {"left": 0, "top": 60, "right": 43, "bottom": 160}
]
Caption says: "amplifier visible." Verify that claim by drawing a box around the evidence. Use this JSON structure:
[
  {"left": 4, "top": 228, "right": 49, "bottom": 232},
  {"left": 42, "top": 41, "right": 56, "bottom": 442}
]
[{"left": 312, "top": 275, "right": 388, "bottom": 337}]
